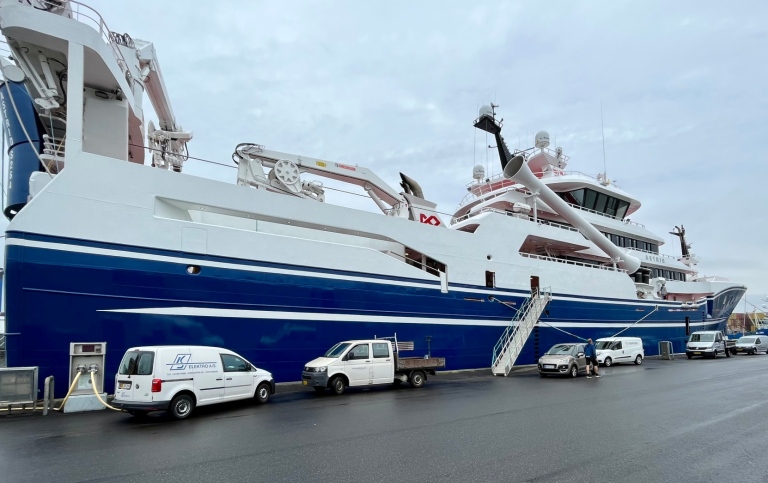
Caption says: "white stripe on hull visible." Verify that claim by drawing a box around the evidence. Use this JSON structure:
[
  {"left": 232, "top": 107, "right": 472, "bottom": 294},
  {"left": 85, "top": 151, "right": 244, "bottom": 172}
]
[{"left": 99, "top": 306, "right": 719, "bottom": 329}]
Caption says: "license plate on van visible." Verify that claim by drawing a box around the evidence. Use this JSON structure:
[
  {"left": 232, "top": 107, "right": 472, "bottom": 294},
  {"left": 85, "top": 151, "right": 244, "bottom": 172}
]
[
  {"left": 693, "top": 352, "right": 701, "bottom": 355},
  {"left": 118, "top": 382, "right": 131, "bottom": 390}
]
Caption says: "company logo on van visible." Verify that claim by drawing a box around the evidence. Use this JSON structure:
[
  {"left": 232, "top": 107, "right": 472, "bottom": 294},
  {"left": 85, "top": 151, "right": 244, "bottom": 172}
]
[{"left": 168, "top": 354, "right": 218, "bottom": 371}]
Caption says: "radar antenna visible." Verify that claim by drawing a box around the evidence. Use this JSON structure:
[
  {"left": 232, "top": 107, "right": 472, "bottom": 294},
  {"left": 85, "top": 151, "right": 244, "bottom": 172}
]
[{"left": 669, "top": 225, "right": 691, "bottom": 257}]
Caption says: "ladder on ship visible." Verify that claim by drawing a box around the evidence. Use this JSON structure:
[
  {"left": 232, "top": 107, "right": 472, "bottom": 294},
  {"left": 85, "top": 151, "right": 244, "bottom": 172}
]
[{"left": 491, "top": 287, "right": 552, "bottom": 376}]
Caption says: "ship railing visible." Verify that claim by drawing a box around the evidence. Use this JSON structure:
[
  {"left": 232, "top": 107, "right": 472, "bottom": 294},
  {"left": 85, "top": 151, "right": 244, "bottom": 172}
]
[
  {"left": 520, "top": 252, "right": 627, "bottom": 273},
  {"left": 451, "top": 207, "right": 582, "bottom": 235},
  {"left": 30, "top": 0, "right": 135, "bottom": 87},
  {"left": 628, "top": 247, "right": 678, "bottom": 261}
]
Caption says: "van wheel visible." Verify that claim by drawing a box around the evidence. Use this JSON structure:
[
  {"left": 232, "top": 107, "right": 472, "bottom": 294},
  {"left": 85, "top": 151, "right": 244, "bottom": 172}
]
[
  {"left": 569, "top": 365, "right": 578, "bottom": 378},
  {"left": 409, "top": 371, "right": 426, "bottom": 388},
  {"left": 255, "top": 383, "right": 270, "bottom": 404},
  {"left": 169, "top": 394, "right": 195, "bottom": 420},
  {"left": 604, "top": 357, "right": 613, "bottom": 367},
  {"left": 330, "top": 376, "right": 346, "bottom": 395},
  {"left": 712, "top": 350, "right": 718, "bottom": 359},
  {"left": 634, "top": 355, "right": 642, "bottom": 365},
  {"left": 732, "top": 349, "right": 738, "bottom": 356}
]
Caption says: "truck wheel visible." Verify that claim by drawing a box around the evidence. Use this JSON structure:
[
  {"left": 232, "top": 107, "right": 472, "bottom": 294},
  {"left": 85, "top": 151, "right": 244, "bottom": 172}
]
[
  {"left": 169, "top": 394, "right": 195, "bottom": 420},
  {"left": 255, "top": 382, "right": 270, "bottom": 404},
  {"left": 604, "top": 357, "right": 613, "bottom": 367},
  {"left": 330, "top": 376, "right": 346, "bottom": 395},
  {"left": 634, "top": 355, "right": 642, "bottom": 365},
  {"left": 569, "top": 365, "right": 578, "bottom": 378},
  {"left": 409, "top": 371, "right": 426, "bottom": 388}
]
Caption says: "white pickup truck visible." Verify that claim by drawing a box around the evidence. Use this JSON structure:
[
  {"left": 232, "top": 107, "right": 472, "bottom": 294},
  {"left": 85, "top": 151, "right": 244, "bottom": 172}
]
[
  {"left": 686, "top": 330, "right": 734, "bottom": 359},
  {"left": 301, "top": 336, "right": 446, "bottom": 395}
]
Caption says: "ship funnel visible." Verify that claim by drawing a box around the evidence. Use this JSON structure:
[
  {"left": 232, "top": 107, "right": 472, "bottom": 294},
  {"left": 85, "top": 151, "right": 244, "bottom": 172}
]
[{"left": 500, "top": 150, "right": 640, "bottom": 274}]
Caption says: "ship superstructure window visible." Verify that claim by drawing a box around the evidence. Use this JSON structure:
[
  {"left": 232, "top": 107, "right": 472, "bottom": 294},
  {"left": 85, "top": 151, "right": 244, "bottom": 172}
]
[
  {"left": 486, "top": 271, "right": 496, "bottom": 288},
  {"left": 557, "top": 189, "right": 630, "bottom": 219},
  {"left": 649, "top": 268, "right": 686, "bottom": 281},
  {"left": 601, "top": 232, "right": 658, "bottom": 253}
]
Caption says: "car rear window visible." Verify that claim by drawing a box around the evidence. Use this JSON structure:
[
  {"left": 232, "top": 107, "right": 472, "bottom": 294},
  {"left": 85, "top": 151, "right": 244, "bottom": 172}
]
[{"left": 119, "top": 351, "right": 155, "bottom": 375}]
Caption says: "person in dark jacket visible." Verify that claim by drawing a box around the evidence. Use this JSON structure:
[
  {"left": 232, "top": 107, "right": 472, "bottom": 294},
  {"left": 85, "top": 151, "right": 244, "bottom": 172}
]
[{"left": 584, "top": 338, "right": 601, "bottom": 378}]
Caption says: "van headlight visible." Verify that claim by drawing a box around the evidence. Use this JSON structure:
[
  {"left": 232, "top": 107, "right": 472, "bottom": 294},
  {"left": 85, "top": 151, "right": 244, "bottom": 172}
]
[{"left": 317, "top": 367, "right": 327, "bottom": 372}]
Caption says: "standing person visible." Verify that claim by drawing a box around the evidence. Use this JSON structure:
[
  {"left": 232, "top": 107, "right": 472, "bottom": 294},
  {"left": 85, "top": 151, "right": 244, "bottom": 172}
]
[{"left": 584, "top": 338, "right": 601, "bottom": 378}]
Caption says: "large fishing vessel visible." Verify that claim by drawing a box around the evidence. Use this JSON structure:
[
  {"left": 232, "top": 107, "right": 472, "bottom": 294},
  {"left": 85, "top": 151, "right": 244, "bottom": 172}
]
[{"left": 0, "top": 1, "right": 745, "bottom": 395}]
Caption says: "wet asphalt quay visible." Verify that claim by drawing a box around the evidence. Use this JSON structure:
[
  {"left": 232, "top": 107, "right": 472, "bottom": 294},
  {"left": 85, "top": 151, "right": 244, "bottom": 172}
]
[{"left": 2, "top": 355, "right": 768, "bottom": 483}]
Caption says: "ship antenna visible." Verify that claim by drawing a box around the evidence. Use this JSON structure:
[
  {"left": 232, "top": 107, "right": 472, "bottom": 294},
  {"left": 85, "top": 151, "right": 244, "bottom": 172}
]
[{"left": 601, "top": 99, "right": 607, "bottom": 183}]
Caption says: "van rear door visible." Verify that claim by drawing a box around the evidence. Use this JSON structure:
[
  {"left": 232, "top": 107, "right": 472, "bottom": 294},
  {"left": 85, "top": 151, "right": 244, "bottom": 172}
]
[{"left": 115, "top": 349, "right": 156, "bottom": 403}]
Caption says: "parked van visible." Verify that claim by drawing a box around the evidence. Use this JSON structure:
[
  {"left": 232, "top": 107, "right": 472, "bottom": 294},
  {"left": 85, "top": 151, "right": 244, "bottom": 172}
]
[
  {"left": 595, "top": 337, "right": 644, "bottom": 366},
  {"left": 112, "top": 346, "right": 275, "bottom": 419},
  {"left": 686, "top": 330, "right": 733, "bottom": 359}
]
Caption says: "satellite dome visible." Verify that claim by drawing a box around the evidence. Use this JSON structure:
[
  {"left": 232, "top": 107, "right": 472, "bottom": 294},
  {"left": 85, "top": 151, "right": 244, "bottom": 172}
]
[
  {"left": 535, "top": 131, "right": 550, "bottom": 149},
  {"left": 479, "top": 105, "right": 494, "bottom": 118},
  {"left": 472, "top": 165, "right": 486, "bottom": 180}
]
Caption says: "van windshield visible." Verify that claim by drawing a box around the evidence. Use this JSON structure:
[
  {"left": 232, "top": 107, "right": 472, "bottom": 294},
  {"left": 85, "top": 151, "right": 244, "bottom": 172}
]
[
  {"left": 324, "top": 343, "right": 351, "bottom": 358},
  {"left": 689, "top": 333, "right": 714, "bottom": 342},
  {"left": 595, "top": 341, "right": 614, "bottom": 350},
  {"left": 119, "top": 351, "right": 155, "bottom": 375},
  {"left": 738, "top": 337, "right": 756, "bottom": 344}
]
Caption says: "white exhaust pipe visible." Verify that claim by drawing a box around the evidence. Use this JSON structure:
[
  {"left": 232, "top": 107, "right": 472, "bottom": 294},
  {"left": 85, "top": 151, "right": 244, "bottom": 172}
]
[
  {"left": 501, "top": 154, "right": 640, "bottom": 274},
  {"left": 473, "top": 105, "right": 640, "bottom": 274}
]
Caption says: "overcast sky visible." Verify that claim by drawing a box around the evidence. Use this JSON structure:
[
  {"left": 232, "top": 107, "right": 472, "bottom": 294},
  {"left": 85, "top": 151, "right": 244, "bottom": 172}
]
[{"left": 3, "top": 0, "right": 767, "bottom": 312}]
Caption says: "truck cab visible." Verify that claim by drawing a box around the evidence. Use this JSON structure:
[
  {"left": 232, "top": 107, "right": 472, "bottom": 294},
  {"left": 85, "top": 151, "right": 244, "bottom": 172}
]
[
  {"left": 301, "top": 337, "right": 445, "bottom": 395},
  {"left": 686, "top": 331, "right": 733, "bottom": 359}
]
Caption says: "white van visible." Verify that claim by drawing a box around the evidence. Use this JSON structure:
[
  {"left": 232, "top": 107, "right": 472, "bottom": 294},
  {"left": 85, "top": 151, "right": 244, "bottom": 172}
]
[
  {"left": 595, "top": 337, "right": 644, "bottom": 366},
  {"left": 112, "top": 346, "right": 275, "bottom": 419}
]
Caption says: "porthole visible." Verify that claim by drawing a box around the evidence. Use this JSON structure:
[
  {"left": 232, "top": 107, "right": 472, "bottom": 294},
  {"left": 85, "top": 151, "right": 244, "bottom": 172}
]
[{"left": 187, "top": 265, "right": 201, "bottom": 275}]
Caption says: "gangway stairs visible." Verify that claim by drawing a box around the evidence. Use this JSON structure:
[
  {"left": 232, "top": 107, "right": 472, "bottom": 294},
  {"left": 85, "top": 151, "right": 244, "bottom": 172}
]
[{"left": 491, "top": 288, "right": 552, "bottom": 376}]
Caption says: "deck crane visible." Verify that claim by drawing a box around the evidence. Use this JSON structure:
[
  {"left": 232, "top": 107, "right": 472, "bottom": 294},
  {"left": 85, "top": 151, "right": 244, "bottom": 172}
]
[{"left": 134, "top": 39, "right": 192, "bottom": 172}]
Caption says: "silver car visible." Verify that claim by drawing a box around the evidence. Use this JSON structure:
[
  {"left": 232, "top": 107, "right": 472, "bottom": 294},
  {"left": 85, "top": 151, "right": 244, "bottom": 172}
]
[
  {"left": 538, "top": 343, "right": 587, "bottom": 378},
  {"left": 732, "top": 336, "right": 768, "bottom": 355}
]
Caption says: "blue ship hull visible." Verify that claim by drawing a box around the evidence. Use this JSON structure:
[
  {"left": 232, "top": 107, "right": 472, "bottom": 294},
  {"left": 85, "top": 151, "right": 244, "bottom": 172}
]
[{"left": 4, "top": 231, "right": 744, "bottom": 397}]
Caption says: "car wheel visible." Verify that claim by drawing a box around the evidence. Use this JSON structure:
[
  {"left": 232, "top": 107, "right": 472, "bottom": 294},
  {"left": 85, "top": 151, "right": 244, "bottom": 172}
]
[
  {"left": 169, "top": 394, "right": 195, "bottom": 420},
  {"left": 330, "top": 376, "right": 346, "bottom": 395},
  {"left": 569, "top": 365, "right": 578, "bottom": 378},
  {"left": 634, "top": 355, "right": 642, "bottom": 365},
  {"left": 255, "top": 382, "right": 270, "bottom": 404},
  {"left": 409, "top": 371, "right": 426, "bottom": 388},
  {"left": 604, "top": 357, "right": 613, "bottom": 367}
]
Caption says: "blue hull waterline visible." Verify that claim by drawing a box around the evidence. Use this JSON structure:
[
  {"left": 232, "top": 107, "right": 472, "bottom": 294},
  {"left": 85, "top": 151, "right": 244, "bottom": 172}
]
[{"left": 4, "top": 232, "right": 745, "bottom": 397}]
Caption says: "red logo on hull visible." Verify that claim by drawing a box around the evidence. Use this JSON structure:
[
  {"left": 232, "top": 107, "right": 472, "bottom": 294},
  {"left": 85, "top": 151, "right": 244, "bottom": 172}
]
[{"left": 419, "top": 214, "right": 441, "bottom": 226}]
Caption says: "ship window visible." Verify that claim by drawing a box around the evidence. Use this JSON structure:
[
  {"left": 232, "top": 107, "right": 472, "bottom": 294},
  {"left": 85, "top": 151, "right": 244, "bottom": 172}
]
[
  {"left": 651, "top": 244, "right": 658, "bottom": 253},
  {"left": 571, "top": 189, "right": 585, "bottom": 206},
  {"left": 584, "top": 189, "right": 597, "bottom": 210},
  {"left": 594, "top": 193, "right": 608, "bottom": 214},
  {"left": 610, "top": 234, "right": 619, "bottom": 245},
  {"left": 605, "top": 197, "right": 620, "bottom": 217},
  {"left": 486, "top": 271, "right": 496, "bottom": 288},
  {"left": 616, "top": 201, "right": 630, "bottom": 219}
]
